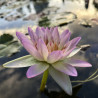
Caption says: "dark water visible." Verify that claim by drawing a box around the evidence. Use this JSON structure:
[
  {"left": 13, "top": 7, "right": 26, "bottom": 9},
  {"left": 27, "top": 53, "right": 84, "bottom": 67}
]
[{"left": 0, "top": 0, "right": 98, "bottom": 98}]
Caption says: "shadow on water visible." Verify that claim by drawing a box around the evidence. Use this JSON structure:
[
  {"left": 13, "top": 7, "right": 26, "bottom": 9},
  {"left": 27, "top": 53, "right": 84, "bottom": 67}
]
[{"left": 0, "top": 0, "right": 98, "bottom": 98}]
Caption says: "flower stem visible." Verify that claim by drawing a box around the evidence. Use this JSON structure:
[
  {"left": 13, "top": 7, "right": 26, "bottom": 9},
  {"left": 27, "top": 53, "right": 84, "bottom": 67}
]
[{"left": 40, "top": 69, "right": 49, "bottom": 92}]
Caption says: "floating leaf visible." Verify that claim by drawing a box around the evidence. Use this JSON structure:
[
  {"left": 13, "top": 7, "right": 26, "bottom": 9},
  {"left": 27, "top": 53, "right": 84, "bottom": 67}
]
[
  {"left": 79, "top": 19, "right": 92, "bottom": 28},
  {"left": 0, "top": 41, "right": 21, "bottom": 58},
  {"left": 0, "top": 34, "right": 13, "bottom": 44},
  {"left": 80, "top": 44, "right": 91, "bottom": 51},
  {"left": 39, "top": 17, "right": 50, "bottom": 27},
  {"left": 0, "top": 44, "right": 7, "bottom": 49},
  {"left": 48, "top": 12, "right": 77, "bottom": 26}
]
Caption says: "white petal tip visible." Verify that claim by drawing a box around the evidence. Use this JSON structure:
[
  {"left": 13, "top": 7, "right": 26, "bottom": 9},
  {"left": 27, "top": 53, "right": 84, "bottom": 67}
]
[{"left": 67, "top": 91, "right": 72, "bottom": 96}]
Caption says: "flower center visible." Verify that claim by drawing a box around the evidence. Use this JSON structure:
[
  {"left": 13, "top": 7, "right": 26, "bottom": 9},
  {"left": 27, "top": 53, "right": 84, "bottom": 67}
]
[{"left": 47, "top": 41, "right": 59, "bottom": 53}]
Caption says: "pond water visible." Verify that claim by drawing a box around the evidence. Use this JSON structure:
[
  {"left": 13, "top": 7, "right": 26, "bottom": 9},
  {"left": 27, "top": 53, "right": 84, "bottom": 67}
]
[{"left": 0, "top": 0, "right": 98, "bottom": 98}]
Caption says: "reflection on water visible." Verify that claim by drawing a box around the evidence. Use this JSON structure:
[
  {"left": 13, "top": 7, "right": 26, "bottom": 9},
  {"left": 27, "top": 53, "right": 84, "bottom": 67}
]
[
  {"left": 0, "top": 0, "right": 98, "bottom": 29},
  {"left": 0, "top": 0, "right": 98, "bottom": 98}
]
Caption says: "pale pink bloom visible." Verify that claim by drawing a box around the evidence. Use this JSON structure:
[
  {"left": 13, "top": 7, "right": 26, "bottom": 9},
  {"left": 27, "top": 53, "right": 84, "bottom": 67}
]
[{"left": 3, "top": 27, "right": 92, "bottom": 95}]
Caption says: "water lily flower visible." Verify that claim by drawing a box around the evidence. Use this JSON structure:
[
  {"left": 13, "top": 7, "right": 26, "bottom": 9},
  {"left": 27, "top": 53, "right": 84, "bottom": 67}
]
[{"left": 3, "top": 27, "right": 92, "bottom": 95}]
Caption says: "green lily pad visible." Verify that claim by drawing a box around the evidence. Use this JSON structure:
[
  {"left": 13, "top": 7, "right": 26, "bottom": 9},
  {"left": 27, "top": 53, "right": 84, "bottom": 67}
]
[
  {"left": 79, "top": 19, "right": 92, "bottom": 28},
  {"left": 39, "top": 17, "right": 50, "bottom": 27},
  {"left": 48, "top": 12, "right": 77, "bottom": 26},
  {"left": 0, "top": 41, "right": 22, "bottom": 58},
  {"left": 0, "top": 44, "right": 7, "bottom": 49},
  {"left": 0, "top": 34, "right": 13, "bottom": 44},
  {"left": 0, "top": 33, "right": 22, "bottom": 58}
]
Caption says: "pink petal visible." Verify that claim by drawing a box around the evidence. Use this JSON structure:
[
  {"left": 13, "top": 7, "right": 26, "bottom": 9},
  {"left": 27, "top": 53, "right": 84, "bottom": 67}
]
[
  {"left": 41, "top": 27, "right": 46, "bottom": 32},
  {"left": 16, "top": 32, "right": 43, "bottom": 61},
  {"left": 44, "top": 31, "right": 48, "bottom": 43},
  {"left": 16, "top": 31, "right": 31, "bottom": 43},
  {"left": 50, "top": 27, "right": 54, "bottom": 33},
  {"left": 67, "top": 59, "right": 92, "bottom": 67},
  {"left": 49, "top": 66, "right": 72, "bottom": 95},
  {"left": 59, "top": 31, "right": 71, "bottom": 49},
  {"left": 52, "top": 27, "right": 60, "bottom": 45},
  {"left": 36, "top": 27, "right": 44, "bottom": 40},
  {"left": 26, "top": 63, "right": 49, "bottom": 78},
  {"left": 46, "top": 27, "right": 53, "bottom": 42},
  {"left": 28, "top": 27, "right": 38, "bottom": 45},
  {"left": 22, "top": 41, "right": 44, "bottom": 61},
  {"left": 62, "top": 37, "right": 81, "bottom": 58},
  {"left": 60, "top": 29, "right": 69, "bottom": 39},
  {"left": 47, "top": 41, "right": 54, "bottom": 53},
  {"left": 44, "top": 27, "right": 49, "bottom": 43},
  {"left": 65, "top": 37, "right": 81, "bottom": 52},
  {"left": 47, "top": 50, "right": 63, "bottom": 63},
  {"left": 61, "top": 46, "right": 76, "bottom": 60},
  {"left": 37, "top": 39, "right": 48, "bottom": 61},
  {"left": 52, "top": 61, "right": 77, "bottom": 76}
]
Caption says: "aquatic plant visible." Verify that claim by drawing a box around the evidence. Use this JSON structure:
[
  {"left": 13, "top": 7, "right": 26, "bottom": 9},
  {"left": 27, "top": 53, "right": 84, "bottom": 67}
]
[{"left": 3, "top": 27, "right": 92, "bottom": 95}]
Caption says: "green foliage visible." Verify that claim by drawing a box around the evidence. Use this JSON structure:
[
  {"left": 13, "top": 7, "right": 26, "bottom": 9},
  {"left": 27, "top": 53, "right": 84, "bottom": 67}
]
[
  {"left": 0, "top": 34, "right": 22, "bottom": 58},
  {"left": 39, "top": 17, "right": 50, "bottom": 27},
  {"left": 0, "top": 34, "right": 13, "bottom": 44},
  {"left": 0, "top": 41, "right": 21, "bottom": 58}
]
